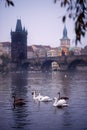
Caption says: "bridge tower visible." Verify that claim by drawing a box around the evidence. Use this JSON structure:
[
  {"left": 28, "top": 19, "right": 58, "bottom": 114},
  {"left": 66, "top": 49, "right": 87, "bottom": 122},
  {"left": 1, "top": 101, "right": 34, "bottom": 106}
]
[
  {"left": 60, "top": 25, "right": 70, "bottom": 55},
  {"left": 11, "top": 19, "right": 28, "bottom": 64}
]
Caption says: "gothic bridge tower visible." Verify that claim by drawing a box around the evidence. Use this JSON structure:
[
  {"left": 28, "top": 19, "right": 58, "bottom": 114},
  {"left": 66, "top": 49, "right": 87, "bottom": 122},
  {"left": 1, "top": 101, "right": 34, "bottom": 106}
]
[{"left": 11, "top": 19, "right": 28, "bottom": 64}]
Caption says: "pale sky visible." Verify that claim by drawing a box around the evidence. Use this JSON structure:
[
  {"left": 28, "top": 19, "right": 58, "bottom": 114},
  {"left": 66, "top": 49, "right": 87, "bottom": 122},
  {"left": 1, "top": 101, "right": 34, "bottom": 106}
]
[{"left": 0, "top": 0, "right": 87, "bottom": 47}]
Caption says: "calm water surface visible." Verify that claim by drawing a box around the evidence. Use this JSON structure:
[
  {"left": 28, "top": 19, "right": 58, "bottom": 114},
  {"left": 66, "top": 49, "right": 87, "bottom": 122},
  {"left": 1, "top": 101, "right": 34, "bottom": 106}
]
[{"left": 0, "top": 71, "right": 87, "bottom": 130}]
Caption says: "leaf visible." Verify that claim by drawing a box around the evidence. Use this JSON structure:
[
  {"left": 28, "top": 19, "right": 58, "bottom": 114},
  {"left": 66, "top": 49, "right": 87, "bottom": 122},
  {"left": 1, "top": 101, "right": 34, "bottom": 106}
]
[
  {"left": 64, "top": 0, "right": 67, "bottom": 6},
  {"left": 68, "top": 13, "right": 72, "bottom": 18},
  {"left": 54, "top": 0, "right": 57, "bottom": 3},
  {"left": 81, "top": 31, "right": 85, "bottom": 37},
  {"left": 6, "top": 0, "right": 14, "bottom": 6},
  {"left": 61, "top": 2, "right": 64, "bottom": 7},
  {"left": 62, "top": 16, "right": 66, "bottom": 22},
  {"left": 9, "top": 1, "right": 14, "bottom": 6}
]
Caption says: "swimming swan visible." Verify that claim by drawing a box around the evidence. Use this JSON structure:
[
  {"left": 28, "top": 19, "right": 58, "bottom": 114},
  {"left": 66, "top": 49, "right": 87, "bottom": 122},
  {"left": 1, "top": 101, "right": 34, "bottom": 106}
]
[
  {"left": 53, "top": 97, "right": 68, "bottom": 107},
  {"left": 32, "top": 91, "right": 52, "bottom": 102},
  {"left": 32, "top": 91, "right": 43, "bottom": 100},
  {"left": 58, "top": 92, "right": 69, "bottom": 100},
  {"left": 38, "top": 94, "right": 52, "bottom": 102},
  {"left": 12, "top": 95, "right": 25, "bottom": 106},
  {"left": 53, "top": 92, "right": 69, "bottom": 107}
]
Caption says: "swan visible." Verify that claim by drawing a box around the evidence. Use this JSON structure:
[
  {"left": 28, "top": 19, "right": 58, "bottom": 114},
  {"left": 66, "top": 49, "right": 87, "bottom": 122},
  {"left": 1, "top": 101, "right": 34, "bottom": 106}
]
[
  {"left": 58, "top": 92, "right": 69, "bottom": 100},
  {"left": 38, "top": 94, "right": 52, "bottom": 102},
  {"left": 32, "top": 91, "right": 52, "bottom": 102},
  {"left": 32, "top": 91, "right": 43, "bottom": 100},
  {"left": 53, "top": 92, "right": 69, "bottom": 107},
  {"left": 12, "top": 95, "right": 25, "bottom": 106},
  {"left": 53, "top": 97, "right": 68, "bottom": 107}
]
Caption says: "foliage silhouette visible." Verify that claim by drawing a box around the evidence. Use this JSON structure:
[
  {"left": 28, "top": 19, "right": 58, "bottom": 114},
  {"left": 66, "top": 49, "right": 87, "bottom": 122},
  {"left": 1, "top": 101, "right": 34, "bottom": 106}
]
[
  {"left": 0, "top": 0, "right": 14, "bottom": 6},
  {"left": 6, "top": 0, "right": 14, "bottom": 6},
  {"left": 54, "top": 0, "right": 87, "bottom": 45}
]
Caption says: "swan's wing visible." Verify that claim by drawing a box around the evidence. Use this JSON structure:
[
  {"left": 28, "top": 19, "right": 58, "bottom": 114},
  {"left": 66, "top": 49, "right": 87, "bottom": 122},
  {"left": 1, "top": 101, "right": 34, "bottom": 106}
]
[
  {"left": 62, "top": 103, "right": 68, "bottom": 107},
  {"left": 57, "top": 99, "right": 66, "bottom": 105},
  {"left": 40, "top": 96, "right": 52, "bottom": 102}
]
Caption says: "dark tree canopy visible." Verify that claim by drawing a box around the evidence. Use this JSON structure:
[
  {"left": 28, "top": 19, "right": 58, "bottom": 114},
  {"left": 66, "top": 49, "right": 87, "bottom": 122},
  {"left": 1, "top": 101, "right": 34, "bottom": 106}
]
[
  {"left": 0, "top": 0, "right": 14, "bottom": 6},
  {"left": 54, "top": 0, "right": 87, "bottom": 45},
  {"left": 6, "top": 0, "right": 14, "bottom": 6}
]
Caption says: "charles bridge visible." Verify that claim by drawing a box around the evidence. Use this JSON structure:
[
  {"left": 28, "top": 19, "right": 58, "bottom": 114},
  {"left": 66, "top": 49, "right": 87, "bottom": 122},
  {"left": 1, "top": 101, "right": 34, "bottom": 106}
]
[{"left": 21, "top": 54, "right": 87, "bottom": 71}]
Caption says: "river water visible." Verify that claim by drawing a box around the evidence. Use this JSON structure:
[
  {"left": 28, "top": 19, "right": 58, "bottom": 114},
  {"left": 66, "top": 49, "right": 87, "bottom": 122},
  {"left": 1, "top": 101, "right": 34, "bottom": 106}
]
[{"left": 0, "top": 70, "right": 87, "bottom": 130}]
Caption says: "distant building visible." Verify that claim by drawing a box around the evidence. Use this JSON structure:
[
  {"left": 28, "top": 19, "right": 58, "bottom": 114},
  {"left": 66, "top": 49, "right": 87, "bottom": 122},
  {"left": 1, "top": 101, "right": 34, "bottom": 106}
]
[
  {"left": 38, "top": 49, "right": 46, "bottom": 58},
  {"left": 27, "top": 46, "right": 35, "bottom": 59},
  {"left": 81, "top": 46, "right": 87, "bottom": 55},
  {"left": 0, "top": 42, "right": 11, "bottom": 57},
  {"left": 73, "top": 46, "right": 81, "bottom": 55},
  {"left": 51, "top": 61, "right": 59, "bottom": 71},
  {"left": 43, "top": 45, "right": 51, "bottom": 52},
  {"left": 32, "top": 45, "right": 51, "bottom": 58},
  {"left": 0, "top": 43, "right": 3, "bottom": 56},
  {"left": 47, "top": 48, "right": 58, "bottom": 57},
  {"left": 11, "top": 19, "right": 28, "bottom": 63},
  {"left": 60, "top": 25, "right": 70, "bottom": 55},
  {"left": 32, "top": 45, "right": 42, "bottom": 52},
  {"left": 58, "top": 47, "right": 62, "bottom": 56}
]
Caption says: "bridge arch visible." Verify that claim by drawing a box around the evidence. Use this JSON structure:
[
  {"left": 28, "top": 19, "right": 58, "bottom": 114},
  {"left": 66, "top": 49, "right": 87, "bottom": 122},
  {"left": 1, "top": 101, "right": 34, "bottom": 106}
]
[
  {"left": 68, "top": 59, "right": 87, "bottom": 70},
  {"left": 41, "top": 59, "right": 58, "bottom": 71}
]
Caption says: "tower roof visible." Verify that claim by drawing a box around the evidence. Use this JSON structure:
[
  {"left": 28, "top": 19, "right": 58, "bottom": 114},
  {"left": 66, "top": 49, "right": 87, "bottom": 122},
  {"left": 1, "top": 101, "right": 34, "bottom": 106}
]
[
  {"left": 15, "top": 19, "right": 22, "bottom": 32},
  {"left": 63, "top": 25, "right": 68, "bottom": 39}
]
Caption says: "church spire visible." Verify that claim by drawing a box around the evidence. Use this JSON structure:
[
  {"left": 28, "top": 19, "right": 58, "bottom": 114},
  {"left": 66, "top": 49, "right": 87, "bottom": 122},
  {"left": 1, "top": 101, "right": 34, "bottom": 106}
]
[
  {"left": 63, "top": 25, "right": 68, "bottom": 39},
  {"left": 60, "top": 25, "right": 70, "bottom": 49},
  {"left": 15, "top": 19, "right": 22, "bottom": 32}
]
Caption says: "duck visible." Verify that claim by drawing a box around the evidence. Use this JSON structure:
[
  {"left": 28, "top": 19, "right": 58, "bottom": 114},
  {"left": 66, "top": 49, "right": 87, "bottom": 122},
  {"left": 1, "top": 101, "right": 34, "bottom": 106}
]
[
  {"left": 32, "top": 91, "right": 52, "bottom": 102},
  {"left": 12, "top": 95, "right": 25, "bottom": 106},
  {"left": 53, "top": 92, "right": 69, "bottom": 107}
]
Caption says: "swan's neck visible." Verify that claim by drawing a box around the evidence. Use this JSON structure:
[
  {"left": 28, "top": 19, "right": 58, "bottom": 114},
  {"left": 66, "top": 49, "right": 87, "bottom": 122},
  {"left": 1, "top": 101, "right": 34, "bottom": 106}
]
[
  {"left": 38, "top": 93, "right": 41, "bottom": 97},
  {"left": 54, "top": 98, "right": 58, "bottom": 104},
  {"left": 33, "top": 91, "right": 36, "bottom": 99}
]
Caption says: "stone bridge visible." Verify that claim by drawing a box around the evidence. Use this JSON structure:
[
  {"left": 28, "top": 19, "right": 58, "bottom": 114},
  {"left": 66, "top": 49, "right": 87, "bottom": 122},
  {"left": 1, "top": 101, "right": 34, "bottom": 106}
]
[{"left": 22, "top": 55, "right": 87, "bottom": 71}]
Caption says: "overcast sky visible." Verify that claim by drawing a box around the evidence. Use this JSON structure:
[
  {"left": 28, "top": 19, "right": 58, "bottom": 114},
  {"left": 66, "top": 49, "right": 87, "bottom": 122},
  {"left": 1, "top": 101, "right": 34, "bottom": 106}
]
[{"left": 0, "top": 0, "right": 87, "bottom": 47}]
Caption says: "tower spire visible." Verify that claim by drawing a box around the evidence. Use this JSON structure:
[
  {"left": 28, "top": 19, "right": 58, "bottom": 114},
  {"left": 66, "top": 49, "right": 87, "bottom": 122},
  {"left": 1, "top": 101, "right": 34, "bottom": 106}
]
[
  {"left": 63, "top": 25, "right": 68, "bottom": 39},
  {"left": 15, "top": 19, "right": 22, "bottom": 32}
]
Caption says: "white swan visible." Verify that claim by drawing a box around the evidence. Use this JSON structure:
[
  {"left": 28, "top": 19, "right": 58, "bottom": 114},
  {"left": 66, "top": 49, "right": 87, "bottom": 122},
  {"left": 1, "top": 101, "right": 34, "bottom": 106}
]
[
  {"left": 32, "top": 91, "right": 52, "bottom": 102},
  {"left": 53, "top": 92, "right": 69, "bottom": 107},
  {"left": 58, "top": 92, "right": 69, "bottom": 100},
  {"left": 53, "top": 97, "right": 68, "bottom": 107},
  {"left": 38, "top": 94, "right": 52, "bottom": 102},
  {"left": 32, "top": 91, "right": 43, "bottom": 100}
]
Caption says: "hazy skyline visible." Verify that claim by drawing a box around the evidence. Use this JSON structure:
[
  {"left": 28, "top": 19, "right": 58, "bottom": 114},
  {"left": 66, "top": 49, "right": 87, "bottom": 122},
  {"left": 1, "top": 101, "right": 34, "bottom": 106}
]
[{"left": 0, "top": 0, "right": 87, "bottom": 47}]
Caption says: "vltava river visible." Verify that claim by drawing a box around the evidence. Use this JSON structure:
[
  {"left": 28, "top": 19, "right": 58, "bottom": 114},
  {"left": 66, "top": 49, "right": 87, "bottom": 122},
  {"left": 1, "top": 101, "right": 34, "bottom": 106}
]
[{"left": 0, "top": 71, "right": 87, "bottom": 130}]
